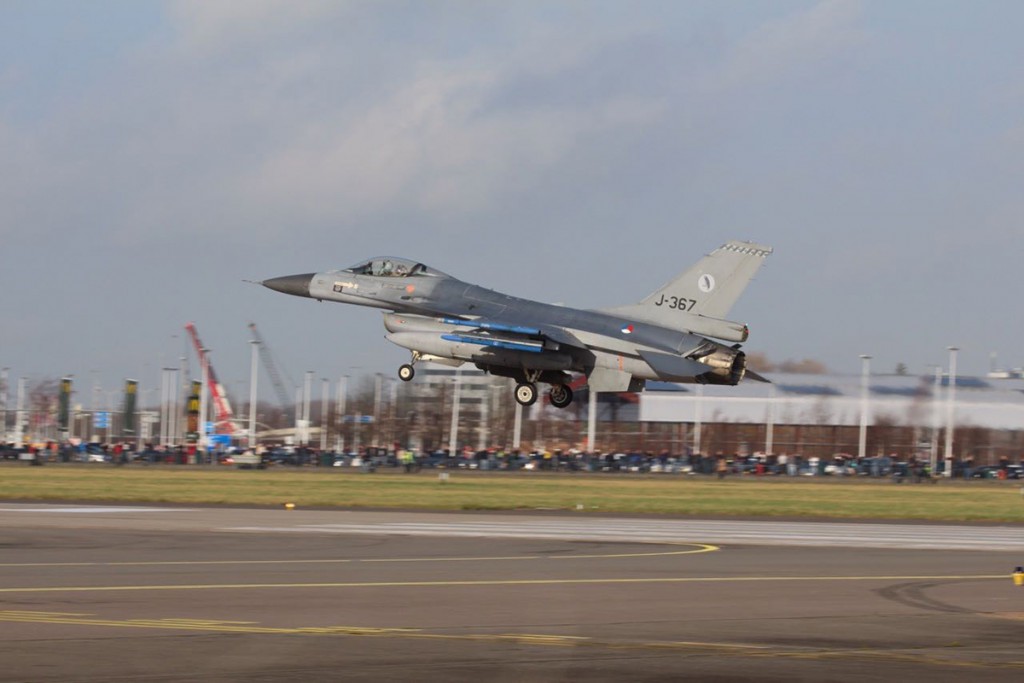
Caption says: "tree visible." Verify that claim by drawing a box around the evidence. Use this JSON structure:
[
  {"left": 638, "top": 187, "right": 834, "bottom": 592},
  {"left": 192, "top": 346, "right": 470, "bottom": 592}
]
[
  {"left": 746, "top": 352, "right": 775, "bottom": 373},
  {"left": 28, "top": 378, "right": 59, "bottom": 440},
  {"left": 747, "top": 354, "right": 828, "bottom": 374},
  {"left": 777, "top": 358, "right": 828, "bottom": 374}
]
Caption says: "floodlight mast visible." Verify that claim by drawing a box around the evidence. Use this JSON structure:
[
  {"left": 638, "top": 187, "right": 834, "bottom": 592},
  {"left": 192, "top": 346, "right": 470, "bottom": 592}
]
[{"left": 184, "top": 322, "right": 236, "bottom": 435}]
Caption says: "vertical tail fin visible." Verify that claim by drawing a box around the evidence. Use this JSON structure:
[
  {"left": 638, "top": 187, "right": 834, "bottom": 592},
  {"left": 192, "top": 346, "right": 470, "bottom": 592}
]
[
  {"left": 641, "top": 240, "right": 772, "bottom": 318},
  {"left": 600, "top": 240, "right": 772, "bottom": 337}
]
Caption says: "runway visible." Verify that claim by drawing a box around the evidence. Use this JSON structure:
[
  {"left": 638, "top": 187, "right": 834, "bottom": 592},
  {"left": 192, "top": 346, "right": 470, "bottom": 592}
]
[{"left": 2, "top": 504, "right": 1023, "bottom": 681}]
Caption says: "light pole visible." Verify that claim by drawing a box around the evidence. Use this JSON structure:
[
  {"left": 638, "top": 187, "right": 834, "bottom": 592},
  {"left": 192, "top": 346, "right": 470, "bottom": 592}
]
[
  {"left": 159, "top": 368, "right": 179, "bottom": 447},
  {"left": 1, "top": 366, "right": 8, "bottom": 441},
  {"left": 346, "top": 367, "right": 362, "bottom": 453},
  {"left": 158, "top": 369, "right": 166, "bottom": 446},
  {"left": 302, "top": 371, "right": 313, "bottom": 447},
  {"left": 586, "top": 388, "right": 597, "bottom": 455},
  {"left": 90, "top": 370, "right": 99, "bottom": 413},
  {"left": 167, "top": 334, "right": 181, "bottom": 446},
  {"left": 166, "top": 371, "right": 177, "bottom": 446},
  {"left": 294, "top": 387, "right": 303, "bottom": 447},
  {"left": 477, "top": 380, "right": 489, "bottom": 452},
  {"left": 388, "top": 376, "right": 398, "bottom": 448},
  {"left": 162, "top": 336, "right": 172, "bottom": 445},
  {"left": 336, "top": 375, "right": 348, "bottom": 453},
  {"left": 198, "top": 351, "right": 210, "bottom": 455},
  {"left": 930, "top": 364, "right": 942, "bottom": 474},
  {"left": 513, "top": 397, "right": 523, "bottom": 451},
  {"left": 177, "top": 350, "right": 187, "bottom": 445},
  {"left": 448, "top": 368, "right": 461, "bottom": 456},
  {"left": 694, "top": 385, "right": 704, "bottom": 457},
  {"left": 373, "top": 373, "right": 383, "bottom": 445},
  {"left": 248, "top": 340, "right": 259, "bottom": 449},
  {"left": 15, "top": 377, "right": 26, "bottom": 445},
  {"left": 487, "top": 383, "right": 499, "bottom": 451},
  {"left": 65, "top": 376, "right": 75, "bottom": 442},
  {"left": 858, "top": 355, "right": 872, "bottom": 462},
  {"left": 944, "top": 346, "right": 959, "bottom": 477},
  {"left": 320, "top": 378, "right": 329, "bottom": 452}
]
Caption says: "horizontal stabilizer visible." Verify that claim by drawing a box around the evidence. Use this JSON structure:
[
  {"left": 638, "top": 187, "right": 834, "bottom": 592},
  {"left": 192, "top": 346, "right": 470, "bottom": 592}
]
[
  {"left": 639, "top": 350, "right": 714, "bottom": 382},
  {"left": 440, "top": 333, "right": 543, "bottom": 354}
]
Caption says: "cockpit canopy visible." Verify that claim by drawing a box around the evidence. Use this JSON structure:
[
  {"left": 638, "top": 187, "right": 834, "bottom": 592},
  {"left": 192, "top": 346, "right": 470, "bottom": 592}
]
[{"left": 343, "top": 257, "right": 448, "bottom": 278}]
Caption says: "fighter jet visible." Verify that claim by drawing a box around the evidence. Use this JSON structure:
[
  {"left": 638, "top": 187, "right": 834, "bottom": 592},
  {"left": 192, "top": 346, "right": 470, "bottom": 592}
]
[{"left": 261, "top": 240, "right": 772, "bottom": 408}]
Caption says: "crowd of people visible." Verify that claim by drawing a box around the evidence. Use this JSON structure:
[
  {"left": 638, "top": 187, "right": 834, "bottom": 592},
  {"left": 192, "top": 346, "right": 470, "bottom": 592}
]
[{"left": 4, "top": 440, "right": 1020, "bottom": 482}]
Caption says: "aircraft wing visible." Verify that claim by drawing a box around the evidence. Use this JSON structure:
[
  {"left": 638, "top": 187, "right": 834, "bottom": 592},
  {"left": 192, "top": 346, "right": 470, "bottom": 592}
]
[{"left": 534, "top": 324, "right": 587, "bottom": 350}]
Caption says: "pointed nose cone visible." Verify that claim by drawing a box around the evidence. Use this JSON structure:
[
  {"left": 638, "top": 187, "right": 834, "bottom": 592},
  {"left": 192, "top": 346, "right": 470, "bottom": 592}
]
[{"left": 262, "top": 273, "right": 315, "bottom": 298}]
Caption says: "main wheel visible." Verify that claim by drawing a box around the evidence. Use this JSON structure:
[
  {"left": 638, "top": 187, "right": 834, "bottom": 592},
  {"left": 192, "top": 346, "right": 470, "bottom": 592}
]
[
  {"left": 549, "top": 384, "right": 573, "bottom": 408},
  {"left": 398, "top": 364, "right": 415, "bottom": 381},
  {"left": 515, "top": 382, "right": 538, "bottom": 406}
]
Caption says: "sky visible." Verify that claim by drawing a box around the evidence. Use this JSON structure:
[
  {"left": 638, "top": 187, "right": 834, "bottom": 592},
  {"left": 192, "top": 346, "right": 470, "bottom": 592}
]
[{"left": 2, "top": 0, "right": 1023, "bottom": 404}]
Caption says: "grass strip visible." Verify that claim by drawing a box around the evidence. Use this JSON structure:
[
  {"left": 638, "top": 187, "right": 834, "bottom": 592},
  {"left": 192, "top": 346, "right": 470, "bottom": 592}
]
[{"left": 2, "top": 466, "right": 1023, "bottom": 522}]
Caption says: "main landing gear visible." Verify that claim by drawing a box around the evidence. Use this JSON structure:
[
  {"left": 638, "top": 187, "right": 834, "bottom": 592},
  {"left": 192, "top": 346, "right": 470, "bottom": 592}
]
[
  {"left": 549, "top": 383, "right": 573, "bottom": 409},
  {"left": 398, "top": 357, "right": 574, "bottom": 409},
  {"left": 514, "top": 382, "right": 573, "bottom": 408}
]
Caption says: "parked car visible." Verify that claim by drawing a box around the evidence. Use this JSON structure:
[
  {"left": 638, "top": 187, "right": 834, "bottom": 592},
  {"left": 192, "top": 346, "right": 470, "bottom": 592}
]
[
  {"left": 82, "top": 444, "right": 109, "bottom": 463},
  {"left": 971, "top": 465, "right": 1023, "bottom": 479},
  {"left": 1, "top": 445, "right": 26, "bottom": 460}
]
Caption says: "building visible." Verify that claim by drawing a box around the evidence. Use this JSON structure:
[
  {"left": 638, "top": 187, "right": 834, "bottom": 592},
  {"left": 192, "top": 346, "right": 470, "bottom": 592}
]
[{"left": 638, "top": 372, "right": 1024, "bottom": 462}]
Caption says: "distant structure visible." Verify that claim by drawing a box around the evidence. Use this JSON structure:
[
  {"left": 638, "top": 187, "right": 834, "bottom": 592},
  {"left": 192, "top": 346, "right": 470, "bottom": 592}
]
[
  {"left": 403, "top": 364, "right": 512, "bottom": 453},
  {"left": 641, "top": 372, "right": 1024, "bottom": 429},
  {"left": 638, "top": 371, "right": 1024, "bottom": 462}
]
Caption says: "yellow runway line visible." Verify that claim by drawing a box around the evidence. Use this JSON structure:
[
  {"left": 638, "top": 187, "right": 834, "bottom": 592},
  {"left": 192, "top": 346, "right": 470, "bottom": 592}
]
[
  {"left": 0, "top": 543, "right": 718, "bottom": 568},
  {"left": 0, "top": 573, "right": 1004, "bottom": 594}
]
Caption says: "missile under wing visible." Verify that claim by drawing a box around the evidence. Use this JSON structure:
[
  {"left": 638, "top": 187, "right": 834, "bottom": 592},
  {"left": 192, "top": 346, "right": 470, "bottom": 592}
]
[{"left": 261, "top": 242, "right": 772, "bottom": 407}]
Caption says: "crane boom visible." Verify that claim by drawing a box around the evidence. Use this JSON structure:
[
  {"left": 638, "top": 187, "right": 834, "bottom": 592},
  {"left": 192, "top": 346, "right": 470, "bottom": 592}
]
[
  {"left": 184, "top": 322, "right": 236, "bottom": 434},
  {"left": 248, "top": 322, "right": 296, "bottom": 407}
]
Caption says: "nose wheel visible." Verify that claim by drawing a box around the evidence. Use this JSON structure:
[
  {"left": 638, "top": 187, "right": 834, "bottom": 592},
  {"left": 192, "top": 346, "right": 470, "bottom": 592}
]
[
  {"left": 515, "top": 382, "right": 538, "bottom": 406},
  {"left": 398, "top": 364, "right": 415, "bottom": 381}
]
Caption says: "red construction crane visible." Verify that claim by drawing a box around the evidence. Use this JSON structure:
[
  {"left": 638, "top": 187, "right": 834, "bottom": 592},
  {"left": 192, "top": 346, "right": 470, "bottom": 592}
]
[{"left": 184, "top": 322, "right": 237, "bottom": 435}]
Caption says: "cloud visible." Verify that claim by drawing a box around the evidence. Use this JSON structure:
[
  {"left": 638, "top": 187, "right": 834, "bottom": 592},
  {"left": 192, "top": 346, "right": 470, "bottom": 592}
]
[
  {"left": 231, "top": 62, "right": 665, "bottom": 224},
  {"left": 0, "top": 3, "right": 869, "bottom": 248},
  {"left": 0, "top": 3, "right": 673, "bottom": 245},
  {"left": 714, "top": 0, "right": 865, "bottom": 89},
  {"left": 167, "top": 0, "right": 348, "bottom": 53}
]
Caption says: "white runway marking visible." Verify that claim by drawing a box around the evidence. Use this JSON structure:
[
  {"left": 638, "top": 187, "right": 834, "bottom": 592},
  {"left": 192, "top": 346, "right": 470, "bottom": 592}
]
[
  {"left": 0, "top": 506, "right": 194, "bottom": 514},
  {"left": 2, "top": 503, "right": 1019, "bottom": 551},
  {"left": 225, "top": 519, "right": 1024, "bottom": 551}
]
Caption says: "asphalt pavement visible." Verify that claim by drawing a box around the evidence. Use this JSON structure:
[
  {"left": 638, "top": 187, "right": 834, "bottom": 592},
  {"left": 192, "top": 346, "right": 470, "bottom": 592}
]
[{"left": 1, "top": 504, "right": 1023, "bottom": 682}]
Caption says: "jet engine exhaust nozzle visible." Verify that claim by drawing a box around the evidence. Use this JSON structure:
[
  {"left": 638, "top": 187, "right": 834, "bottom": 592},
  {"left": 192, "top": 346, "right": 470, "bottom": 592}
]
[{"left": 696, "top": 347, "right": 747, "bottom": 386}]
